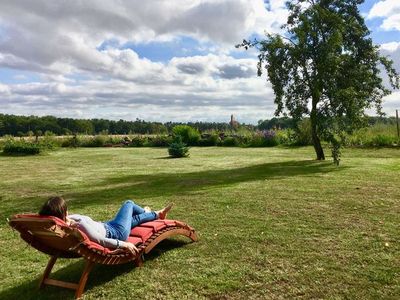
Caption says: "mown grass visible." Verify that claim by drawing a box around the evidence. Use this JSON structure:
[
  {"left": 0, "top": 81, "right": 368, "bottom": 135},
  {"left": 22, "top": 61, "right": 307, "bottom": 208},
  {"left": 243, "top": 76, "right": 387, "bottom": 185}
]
[{"left": 0, "top": 147, "right": 399, "bottom": 299}]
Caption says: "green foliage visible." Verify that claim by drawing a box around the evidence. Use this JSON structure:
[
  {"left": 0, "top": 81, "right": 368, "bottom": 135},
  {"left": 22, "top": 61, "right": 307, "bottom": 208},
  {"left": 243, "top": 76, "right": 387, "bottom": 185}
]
[
  {"left": 275, "top": 129, "right": 297, "bottom": 146},
  {"left": 3, "top": 139, "right": 41, "bottom": 155},
  {"left": 329, "top": 136, "right": 341, "bottom": 166},
  {"left": 240, "top": 0, "right": 400, "bottom": 163},
  {"left": 294, "top": 119, "right": 313, "bottom": 146},
  {"left": 168, "top": 136, "right": 189, "bottom": 158},
  {"left": 172, "top": 125, "right": 200, "bottom": 146},
  {"left": 0, "top": 114, "right": 168, "bottom": 136},
  {"left": 258, "top": 117, "right": 295, "bottom": 130},
  {"left": 146, "top": 135, "right": 173, "bottom": 147},
  {"left": 40, "top": 134, "right": 60, "bottom": 150},
  {"left": 129, "top": 136, "right": 148, "bottom": 147},
  {"left": 247, "top": 131, "right": 278, "bottom": 147},
  {"left": 2, "top": 137, "right": 58, "bottom": 155},
  {"left": 198, "top": 134, "right": 221, "bottom": 146},
  {"left": 85, "top": 135, "right": 108, "bottom": 147},
  {"left": 61, "top": 135, "right": 81, "bottom": 147},
  {"left": 221, "top": 136, "right": 239, "bottom": 147},
  {"left": 248, "top": 134, "right": 265, "bottom": 147},
  {"left": 346, "top": 123, "right": 399, "bottom": 147}
]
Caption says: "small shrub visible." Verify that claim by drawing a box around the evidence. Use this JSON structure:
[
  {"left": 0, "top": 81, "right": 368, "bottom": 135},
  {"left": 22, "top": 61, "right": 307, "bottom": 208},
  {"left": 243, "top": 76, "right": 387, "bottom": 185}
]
[
  {"left": 129, "top": 136, "right": 148, "bottom": 147},
  {"left": 85, "top": 135, "right": 107, "bottom": 147},
  {"left": 371, "top": 134, "right": 396, "bottom": 147},
  {"left": 346, "top": 123, "right": 398, "bottom": 147},
  {"left": 262, "top": 130, "right": 278, "bottom": 147},
  {"left": 248, "top": 134, "right": 265, "bottom": 147},
  {"left": 3, "top": 139, "right": 41, "bottom": 155},
  {"left": 172, "top": 125, "right": 200, "bottom": 146},
  {"left": 61, "top": 135, "right": 81, "bottom": 147},
  {"left": 248, "top": 130, "right": 278, "bottom": 147},
  {"left": 37, "top": 131, "right": 61, "bottom": 149},
  {"left": 294, "top": 119, "right": 313, "bottom": 146},
  {"left": 198, "top": 134, "right": 220, "bottom": 146},
  {"left": 221, "top": 136, "right": 239, "bottom": 147},
  {"left": 147, "top": 135, "right": 173, "bottom": 147},
  {"left": 168, "top": 136, "right": 189, "bottom": 158},
  {"left": 275, "top": 129, "right": 297, "bottom": 146},
  {"left": 106, "top": 135, "right": 123, "bottom": 146},
  {"left": 236, "top": 135, "right": 252, "bottom": 147}
]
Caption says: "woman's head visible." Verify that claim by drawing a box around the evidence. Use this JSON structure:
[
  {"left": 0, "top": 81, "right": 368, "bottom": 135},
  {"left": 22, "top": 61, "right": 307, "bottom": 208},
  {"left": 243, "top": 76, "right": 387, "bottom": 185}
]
[{"left": 39, "top": 196, "right": 67, "bottom": 221}]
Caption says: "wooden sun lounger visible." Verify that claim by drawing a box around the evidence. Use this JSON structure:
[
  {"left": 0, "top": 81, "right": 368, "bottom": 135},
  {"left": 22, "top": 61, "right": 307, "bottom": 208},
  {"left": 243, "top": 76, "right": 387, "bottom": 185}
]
[{"left": 9, "top": 214, "right": 198, "bottom": 299}]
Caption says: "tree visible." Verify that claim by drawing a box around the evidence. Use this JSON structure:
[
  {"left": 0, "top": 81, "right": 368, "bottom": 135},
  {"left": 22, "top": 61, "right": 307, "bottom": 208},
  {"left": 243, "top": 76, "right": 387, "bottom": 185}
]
[{"left": 239, "top": 0, "right": 399, "bottom": 164}]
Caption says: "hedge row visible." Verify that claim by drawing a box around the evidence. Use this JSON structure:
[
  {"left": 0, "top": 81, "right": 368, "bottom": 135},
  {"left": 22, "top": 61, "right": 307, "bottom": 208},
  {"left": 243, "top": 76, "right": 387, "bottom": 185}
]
[{"left": 1, "top": 122, "right": 398, "bottom": 155}]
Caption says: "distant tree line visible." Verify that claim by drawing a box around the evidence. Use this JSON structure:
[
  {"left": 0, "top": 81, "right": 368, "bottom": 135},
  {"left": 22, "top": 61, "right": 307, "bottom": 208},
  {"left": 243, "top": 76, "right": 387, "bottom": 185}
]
[
  {"left": 0, "top": 114, "right": 167, "bottom": 136},
  {"left": 0, "top": 113, "right": 396, "bottom": 137},
  {"left": 0, "top": 114, "right": 248, "bottom": 136}
]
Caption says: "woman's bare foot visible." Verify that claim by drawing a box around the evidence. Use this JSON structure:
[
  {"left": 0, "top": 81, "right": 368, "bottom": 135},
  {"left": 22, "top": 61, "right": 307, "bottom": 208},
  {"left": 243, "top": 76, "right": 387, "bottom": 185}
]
[{"left": 157, "top": 203, "right": 174, "bottom": 220}]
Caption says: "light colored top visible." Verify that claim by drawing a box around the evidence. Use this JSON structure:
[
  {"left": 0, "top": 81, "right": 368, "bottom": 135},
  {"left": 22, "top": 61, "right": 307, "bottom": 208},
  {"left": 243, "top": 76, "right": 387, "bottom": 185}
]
[{"left": 68, "top": 214, "right": 119, "bottom": 249}]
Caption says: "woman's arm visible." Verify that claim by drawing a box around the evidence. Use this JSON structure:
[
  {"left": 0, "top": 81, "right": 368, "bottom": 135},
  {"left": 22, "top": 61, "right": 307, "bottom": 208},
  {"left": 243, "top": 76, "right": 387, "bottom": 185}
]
[
  {"left": 103, "top": 238, "right": 139, "bottom": 254},
  {"left": 68, "top": 215, "right": 138, "bottom": 253},
  {"left": 99, "top": 236, "right": 138, "bottom": 253}
]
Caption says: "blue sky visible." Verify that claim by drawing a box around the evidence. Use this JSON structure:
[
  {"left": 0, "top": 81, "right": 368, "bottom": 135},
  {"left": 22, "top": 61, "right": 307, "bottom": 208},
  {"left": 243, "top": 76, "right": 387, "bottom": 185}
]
[{"left": 0, "top": 0, "right": 399, "bottom": 124}]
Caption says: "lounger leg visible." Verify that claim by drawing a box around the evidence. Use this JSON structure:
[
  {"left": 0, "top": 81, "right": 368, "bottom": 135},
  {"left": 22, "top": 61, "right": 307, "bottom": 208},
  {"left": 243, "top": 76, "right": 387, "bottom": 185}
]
[
  {"left": 134, "top": 254, "right": 144, "bottom": 267},
  {"left": 39, "top": 256, "right": 58, "bottom": 289},
  {"left": 75, "top": 260, "right": 94, "bottom": 299}
]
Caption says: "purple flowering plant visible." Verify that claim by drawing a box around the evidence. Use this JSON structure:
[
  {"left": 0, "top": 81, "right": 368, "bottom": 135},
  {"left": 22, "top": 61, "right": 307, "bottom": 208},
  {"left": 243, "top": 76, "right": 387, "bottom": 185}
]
[{"left": 262, "top": 130, "right": 276, "bottom": 140}]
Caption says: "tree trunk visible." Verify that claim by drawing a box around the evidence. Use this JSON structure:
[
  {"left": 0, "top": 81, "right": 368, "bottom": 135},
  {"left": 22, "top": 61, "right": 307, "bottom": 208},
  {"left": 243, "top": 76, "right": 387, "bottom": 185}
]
[
  {"left": 311, "top": 122, "right": 325, "bottom": 160},
  {"left": 310, "top": 97, "right": 325, "bottom": 160}
]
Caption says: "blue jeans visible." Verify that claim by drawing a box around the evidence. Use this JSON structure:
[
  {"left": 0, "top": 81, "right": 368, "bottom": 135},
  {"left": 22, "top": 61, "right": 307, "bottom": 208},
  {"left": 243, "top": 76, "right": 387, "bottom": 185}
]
[{"left": 104, "top": 200, "right": 157, "bottom": 240}]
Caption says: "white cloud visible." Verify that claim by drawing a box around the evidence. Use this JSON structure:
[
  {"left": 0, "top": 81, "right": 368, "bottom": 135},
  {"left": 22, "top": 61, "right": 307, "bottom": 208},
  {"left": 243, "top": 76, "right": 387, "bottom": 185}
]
[
  {"left": 381, "top": 14, "right": 400, "bottom": 31},
  {"left": 0, "top": 83, "right": 10, "bottom": 95},
  {"left": 368, "top": 0, "right": 400, "bottom": 19},
  {"left": 368, "top": 0, "right": 400, "bottom": 31},
  {"left": 380, "top": 41, "right": 400, "bottom": 52}
]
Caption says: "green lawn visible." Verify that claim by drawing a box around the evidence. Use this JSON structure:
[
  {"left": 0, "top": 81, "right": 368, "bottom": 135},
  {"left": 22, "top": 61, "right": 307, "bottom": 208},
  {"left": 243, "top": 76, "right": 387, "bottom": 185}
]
[{"left": 0, "top": 147, "right": 399, "bottom": 299}]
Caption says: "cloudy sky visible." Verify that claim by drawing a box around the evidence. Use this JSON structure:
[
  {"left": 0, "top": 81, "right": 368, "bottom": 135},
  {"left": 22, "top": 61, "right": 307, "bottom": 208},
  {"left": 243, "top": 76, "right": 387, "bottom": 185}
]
[{"left": 0, "top": 0, "right": 399, "bottom": 124}]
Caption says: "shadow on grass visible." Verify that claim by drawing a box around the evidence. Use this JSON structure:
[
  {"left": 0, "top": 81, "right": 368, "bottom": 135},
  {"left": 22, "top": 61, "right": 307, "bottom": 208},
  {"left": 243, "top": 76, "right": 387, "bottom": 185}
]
[
  {"left": 64, "top": 160, "right": 344, "bottom": 210},
  {"left": 2, "top": 159, "right": 345, "bottom": 217},
  {"left": 0, "top": 239, "right": 190, "bottom": 300}
]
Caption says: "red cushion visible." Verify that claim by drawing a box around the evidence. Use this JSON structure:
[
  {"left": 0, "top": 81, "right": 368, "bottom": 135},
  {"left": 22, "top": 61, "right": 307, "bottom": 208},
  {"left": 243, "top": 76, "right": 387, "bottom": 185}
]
[
  {"left": 130, "top": 226, "right": 153, "bottom": 241},
  {"left": 126, "top": 236, "right": 142, "bottom": 245},
  {"left": 141, "top": 221, "right": 167, "bottom": 231},
  {"left": 162, "top": 219, "right": 177, "bottom": 226}
]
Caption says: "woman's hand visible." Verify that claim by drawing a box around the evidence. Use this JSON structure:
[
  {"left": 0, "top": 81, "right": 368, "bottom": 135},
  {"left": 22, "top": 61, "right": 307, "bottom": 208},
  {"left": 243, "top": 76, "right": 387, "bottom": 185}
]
[
  {"left": 66, "top": 218, "right": 78, "bottom": 228},
  {"left": 120, "top": 241, "right": 138, "bottom": 254}
]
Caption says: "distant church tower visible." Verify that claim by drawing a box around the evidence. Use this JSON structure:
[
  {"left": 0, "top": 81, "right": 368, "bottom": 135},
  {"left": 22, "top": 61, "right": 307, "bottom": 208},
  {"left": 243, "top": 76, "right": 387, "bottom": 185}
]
[{"left": 230, "top": 114, "right": 239, "bottom": 129}]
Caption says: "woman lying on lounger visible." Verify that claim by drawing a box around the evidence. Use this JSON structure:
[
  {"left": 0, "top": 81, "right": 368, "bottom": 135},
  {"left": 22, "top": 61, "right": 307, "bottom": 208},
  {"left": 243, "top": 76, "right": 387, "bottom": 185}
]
[{"left": 39, "top": 196, "right": 173, "bottom": 254}]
